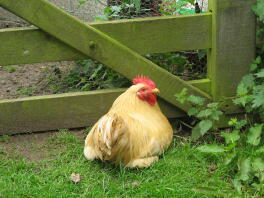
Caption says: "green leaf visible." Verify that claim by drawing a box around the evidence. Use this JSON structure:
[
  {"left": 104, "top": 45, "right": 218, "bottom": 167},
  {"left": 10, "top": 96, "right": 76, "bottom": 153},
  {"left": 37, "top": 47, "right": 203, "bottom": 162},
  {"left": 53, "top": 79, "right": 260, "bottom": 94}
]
[
  {"left": 103, "top": 7, "right": 112, "bottom": 14},
  {"left": 175, "top": 88, "right": 188, "bottom": 104},
  {"left": 210, "top": 110, "right": 223, "bottom": 121},
  {"left": 252, "top": 0, "right": 264, "bottom": 22},
  {"left": 252, "top": 158, "right": 264, "bottom": 182},
  {"left": 191, "top": 120, "right": 213, "bottom": 140},
  {"left": 255, "top": 146, "right": 264, "bottom": 154},
  {"left": 224, "top": 152, "right": 237, "bottom": 165},
  {"left": 241, "top": 74, "right": 255, "bottom": 89},
  {"left": 246, "top": 124, "right": 263, "bottom": 146},
  {"left": 233, "top": 179, "right": 242, "bottom": 194},
  {"left": 95, "top": 15, "right": 109, "bottom": 21},
  {"left": 221, "top": 130, "right": 240, "bottom": 144},
  {"left": 197, "top": 144, "right": 226, "bottom": 153},
  {"left": 255, "top": 56, "right": 262, "bottom": 64},
  {"left": 78, "top": 0, "right": 87, "bottom": 5},
  {"left": 252, "top": 93, "right": 264, "bottom": 108},
  {"left": 252, "top": 158, "right": 264, "bottom": 172},
  {"left": 159, "top": 10, "right": 172, "bottom": 16},
  {"left": 234, "top": 119, "right": 247, "bottom": 130},
  {"left": 228, "top": 118, "right": 238, "bottom": 126},
  {"left": 250, "top": 63, "right": 258, "bottom": 72},
  {"left": 236, "top": 83, "right": 248, "bottom": 96},
  {"left": 233, "top": 95, "right": 253, "bottom": 107},
  {"left": 187, "top": 95, "right": 205, "bottom": 106},
  {"left": 225, "top": 143, "right": 237, "bottom": 151},
  {"left": 187, "top": 107, "right": 199, "bottom": 116},
  {"left": 197, "top": 109, "right": 212, "bottom": 118},
  {"left": 133, "top": 0, "right": 141, "bottom": 12},
  {"left": 255, "top": 69, "right": 264, "bottom": 78},
  {"left": 199, "top": 120, "right": 213, "bottom": 134},
  {"left": 237, "top": 158, "right": 251, "bottom": 181},
  {"left": 206, "top": 102, "right": 219, "bottom": 109}
]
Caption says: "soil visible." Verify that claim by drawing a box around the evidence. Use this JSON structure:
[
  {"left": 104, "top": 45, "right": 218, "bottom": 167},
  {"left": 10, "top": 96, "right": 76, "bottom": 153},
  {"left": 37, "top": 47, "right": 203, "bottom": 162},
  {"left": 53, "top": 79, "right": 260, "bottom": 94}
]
[
  {"left": 0, "top": 129, "right": 86, "bottom": 161},
  {"left": 0, "top": 61, "right": 75, "bottom": 100}
]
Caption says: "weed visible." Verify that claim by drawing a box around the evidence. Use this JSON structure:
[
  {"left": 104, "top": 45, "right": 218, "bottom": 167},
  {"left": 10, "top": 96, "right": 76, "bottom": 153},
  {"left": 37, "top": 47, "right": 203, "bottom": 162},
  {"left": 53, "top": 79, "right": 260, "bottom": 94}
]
[
  {"left": 48, "top": 129, "right": 80, "bottom": 145},
  {"left": 3, "top": 65, "right": 16, "bottom": 72},
  {"left": 17, "top": 87, "right": 36, "bottom": 96},
  {"left": 45, "top": 59, "right": 130, "bottom": 94},
  {"left": 0, "top": 135, "right": 10, "bottom": 143},
  {"left": 175, "top": 54, "right": 264, "bottom": 196}
]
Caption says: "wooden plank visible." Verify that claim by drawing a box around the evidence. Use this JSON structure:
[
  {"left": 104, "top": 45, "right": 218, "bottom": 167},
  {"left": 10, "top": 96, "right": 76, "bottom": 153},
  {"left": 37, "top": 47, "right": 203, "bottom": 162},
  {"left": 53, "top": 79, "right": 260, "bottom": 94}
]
[
  {"left": 188, "top": 79, "right": 211, "bottom": 94},
  {"left": 0, "top": 0, "right": 212, "bottom": 112},
  {"left": 208, "top": 0, "right": 256, "bottom": 100},
  {"left": 0, "top": 13, "right": 212, "bottom": 66},
  {"left": 0, "top": 89, "right": 185, "bottom": 134},
  {"left": 0, "top": 78, "right": 210, "bottom": 134},
  {"left": 92, "top": 14, "right": 212, "bottom": 54},
  {"left": 0, "top": 27, "right": 86, "bottom": 66}
]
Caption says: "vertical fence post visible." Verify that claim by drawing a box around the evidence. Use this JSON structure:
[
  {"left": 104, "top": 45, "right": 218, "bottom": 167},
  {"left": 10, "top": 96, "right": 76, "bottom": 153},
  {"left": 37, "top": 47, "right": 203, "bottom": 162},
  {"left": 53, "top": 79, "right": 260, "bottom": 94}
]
[{"left": 208, "top": 0, "right": 256, "bottom": 101}]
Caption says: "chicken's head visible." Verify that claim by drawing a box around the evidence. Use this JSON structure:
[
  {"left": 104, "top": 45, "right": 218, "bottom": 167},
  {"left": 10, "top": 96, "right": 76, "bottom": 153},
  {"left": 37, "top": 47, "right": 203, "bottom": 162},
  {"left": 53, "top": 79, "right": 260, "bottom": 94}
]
[{"left": 132, "top": 76, "right": 159, "bottom": 106}]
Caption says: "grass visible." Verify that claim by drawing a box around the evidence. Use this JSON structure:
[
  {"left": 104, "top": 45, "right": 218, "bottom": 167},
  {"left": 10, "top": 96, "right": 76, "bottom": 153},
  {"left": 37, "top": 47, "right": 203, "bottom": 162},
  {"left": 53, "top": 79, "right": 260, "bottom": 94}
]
[{"left": 0, "top": 130, "right": 233, "bottom": 198}]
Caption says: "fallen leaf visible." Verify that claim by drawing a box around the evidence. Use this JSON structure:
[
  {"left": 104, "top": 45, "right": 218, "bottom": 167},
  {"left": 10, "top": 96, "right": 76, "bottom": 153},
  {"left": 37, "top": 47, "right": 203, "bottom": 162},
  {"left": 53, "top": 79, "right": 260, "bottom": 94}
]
[
  {"left": 131, "top": 181, "right": 141, "bottom": 187},
  {"left": 208, "top": 164, "right": 217, "bottom": 174},
  {"left": 70, "top": 173, "right": 81, "bottom": 184}
]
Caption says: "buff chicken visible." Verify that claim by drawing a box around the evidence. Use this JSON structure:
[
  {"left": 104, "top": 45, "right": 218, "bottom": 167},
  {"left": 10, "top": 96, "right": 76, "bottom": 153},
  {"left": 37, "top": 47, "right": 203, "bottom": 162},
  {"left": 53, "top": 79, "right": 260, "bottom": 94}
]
[{"left": 84, "top": 76, "right": 173, "bottom": 168}]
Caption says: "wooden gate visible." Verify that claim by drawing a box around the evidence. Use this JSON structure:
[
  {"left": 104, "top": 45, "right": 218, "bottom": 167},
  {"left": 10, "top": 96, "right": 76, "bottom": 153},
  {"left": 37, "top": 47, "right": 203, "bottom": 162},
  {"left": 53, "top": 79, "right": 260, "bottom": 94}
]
[{"left": 0, "top": 0, "right": 256, "bottom": 134}]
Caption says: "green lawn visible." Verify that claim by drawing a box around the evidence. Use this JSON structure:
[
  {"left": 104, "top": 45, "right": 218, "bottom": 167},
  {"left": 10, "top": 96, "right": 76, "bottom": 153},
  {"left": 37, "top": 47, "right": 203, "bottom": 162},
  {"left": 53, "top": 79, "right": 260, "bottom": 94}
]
[{"left": 0, "top": 130, "right": 232, "bottom": 198}]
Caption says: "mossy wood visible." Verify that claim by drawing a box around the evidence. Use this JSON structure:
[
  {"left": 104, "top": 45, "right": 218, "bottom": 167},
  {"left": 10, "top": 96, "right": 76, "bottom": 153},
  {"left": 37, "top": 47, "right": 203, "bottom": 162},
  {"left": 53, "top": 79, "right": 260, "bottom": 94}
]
[
  {"left": 0, "top": 14, "right": 212, "bottom": 66},
  {"left": 0, "top": 0, "right": 211, "bottom": 113},
  {"left": 0, "top": 79, "right": 210, "bottom": 134},
  {"left": 0, "top": 84, "right": 235, "bottom": 135},
  {"left": 0, "top": 89, "right": 184, "bottom": 134},
  {"left": 208, "top": 0, "right": 256, "bottom": 100}
]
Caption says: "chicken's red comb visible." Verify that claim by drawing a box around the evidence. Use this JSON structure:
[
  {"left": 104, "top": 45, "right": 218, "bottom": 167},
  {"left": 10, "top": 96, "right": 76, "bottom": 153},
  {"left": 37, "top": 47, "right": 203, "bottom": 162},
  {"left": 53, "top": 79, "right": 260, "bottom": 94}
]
[{"left": 132, "top": 75, "right": 156, "bottom": 89}]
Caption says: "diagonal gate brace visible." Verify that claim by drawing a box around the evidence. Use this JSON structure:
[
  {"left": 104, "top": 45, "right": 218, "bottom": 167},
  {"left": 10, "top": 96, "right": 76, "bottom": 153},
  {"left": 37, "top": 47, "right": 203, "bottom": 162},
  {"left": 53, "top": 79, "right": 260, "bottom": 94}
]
[{"left": 0, "top": 0, "right": 212, "bottom": 112}]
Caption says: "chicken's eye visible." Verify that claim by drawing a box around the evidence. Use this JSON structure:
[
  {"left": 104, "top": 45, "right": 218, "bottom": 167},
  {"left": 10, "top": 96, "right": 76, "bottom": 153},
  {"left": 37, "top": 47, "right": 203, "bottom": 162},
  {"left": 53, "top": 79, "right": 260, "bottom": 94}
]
[{"left": 140, "top": 87, "right": 150, "bottom": 92}]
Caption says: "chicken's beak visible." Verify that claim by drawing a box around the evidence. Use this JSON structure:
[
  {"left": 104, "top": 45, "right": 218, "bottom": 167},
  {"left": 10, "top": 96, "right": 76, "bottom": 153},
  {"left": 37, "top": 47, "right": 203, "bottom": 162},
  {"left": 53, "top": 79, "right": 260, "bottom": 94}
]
[{"left": 151, "top": 88, "right": 160, "bottom": 94}]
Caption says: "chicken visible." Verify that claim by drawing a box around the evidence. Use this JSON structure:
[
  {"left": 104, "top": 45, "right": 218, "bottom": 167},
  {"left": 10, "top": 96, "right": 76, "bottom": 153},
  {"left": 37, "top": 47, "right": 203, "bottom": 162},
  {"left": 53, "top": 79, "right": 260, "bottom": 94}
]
[{"left": 84, "top": 76, "right": 173, "bottom": 168}]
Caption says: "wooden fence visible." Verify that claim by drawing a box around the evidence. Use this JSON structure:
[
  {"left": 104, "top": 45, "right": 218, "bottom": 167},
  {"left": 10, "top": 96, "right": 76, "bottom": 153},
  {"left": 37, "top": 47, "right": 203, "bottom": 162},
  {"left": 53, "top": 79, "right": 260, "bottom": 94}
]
[{"left": 0, "top": 0, "right": 256, "bottom": 134}]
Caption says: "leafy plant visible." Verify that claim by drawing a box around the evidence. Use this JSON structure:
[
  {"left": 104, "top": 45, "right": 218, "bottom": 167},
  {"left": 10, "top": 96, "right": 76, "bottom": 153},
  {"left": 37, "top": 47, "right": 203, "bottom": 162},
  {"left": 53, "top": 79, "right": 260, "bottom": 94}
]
[
  {"left": 179, "top": 2, "right": 264, "bottom": 193},
  {"left": 160, "top": 0, "right": 196, "bottom": 15},
  {"left": 46, "top": 59, "right": 130, "bottom": 94},
  {"left": 233, "top": 56, "right": 264, "bottom": 122},
  {"left": 175, "top": 45, "right": 264, "bottom": 195},
  {"left": 17, "top": 87, "right": 36, "bottom": 96},
  {"left": 175, "top": 88, "right": 223, "bottom": 140},
  {"left": 95, "top": 3, "right": 140, "bottom": 21},
  {"left": 0, "top": 135, "right": 10, "bottom": 143},
  {"left": 3, "top": 65, "right": 16, "bottom": 72},
  {"left": 188, "top": 56, "right": 264, "bottom": 195},
  {"left": 197, "top": 120, "right": 264, "bottom": 195},
  {"left": 146, "top": 51, "right": 207, "bottom": 80},
  {"left": 252, "top": 0, "right": 264, "bottom": 22}
]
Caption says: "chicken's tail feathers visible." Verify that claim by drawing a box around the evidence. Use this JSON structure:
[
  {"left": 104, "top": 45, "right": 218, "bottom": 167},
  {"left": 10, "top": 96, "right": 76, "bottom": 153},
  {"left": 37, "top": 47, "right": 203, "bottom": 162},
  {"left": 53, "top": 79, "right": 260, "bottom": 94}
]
[{"left": 97, "top": 112, "right": 126, "bottom": 156}]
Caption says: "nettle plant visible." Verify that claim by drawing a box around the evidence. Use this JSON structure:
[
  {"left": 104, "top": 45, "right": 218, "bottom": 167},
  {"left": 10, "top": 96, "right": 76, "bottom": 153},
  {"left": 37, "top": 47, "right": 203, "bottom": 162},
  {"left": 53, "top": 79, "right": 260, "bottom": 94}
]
[
  {"left": 175, "top": 88, "right": 223, "bottom": 140},
  {"left": 176, "top": 56, "right": 264, "bottom": 194}
]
